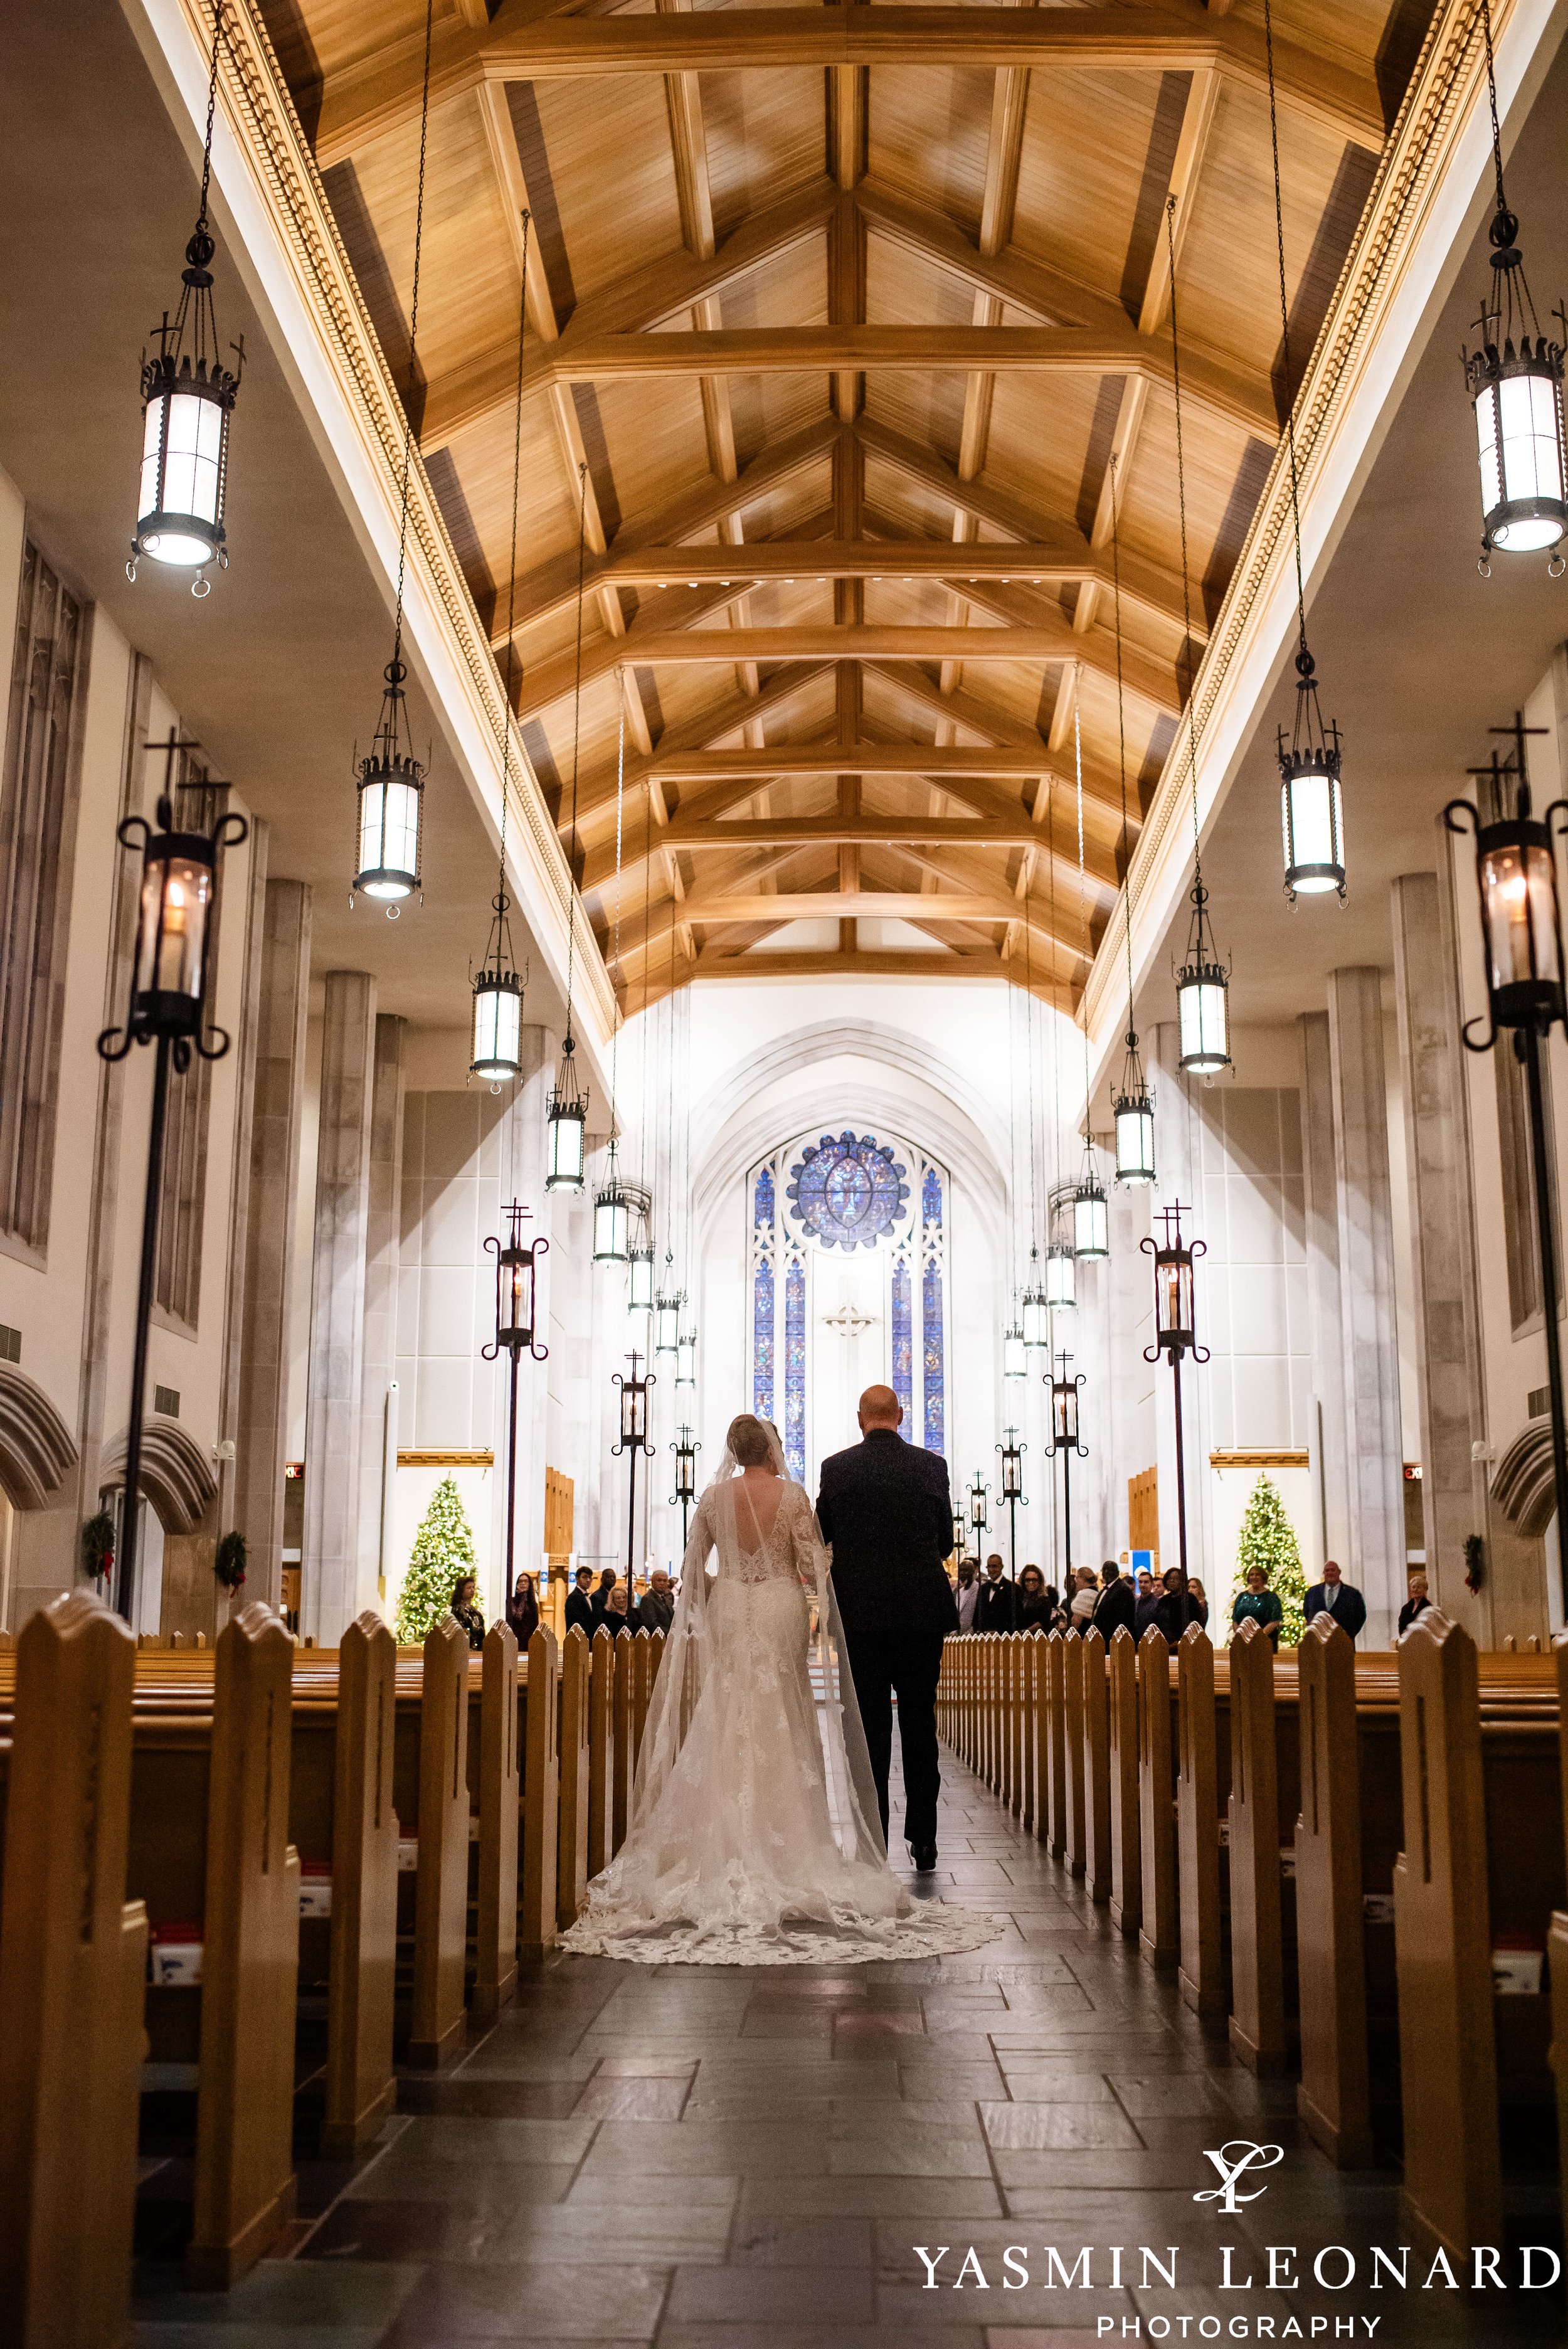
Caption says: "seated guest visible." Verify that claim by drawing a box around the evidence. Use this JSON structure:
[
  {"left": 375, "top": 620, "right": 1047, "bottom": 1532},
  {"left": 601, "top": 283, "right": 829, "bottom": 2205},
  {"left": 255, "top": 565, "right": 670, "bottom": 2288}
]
[
  {"left": 954, "top": 1558, "right": 979, "bottom": 1632},
  {"left": 1016, "top": 1564, "right": 1054, "bottom": 1631},
  {"left": 1397, "top": 1569, "right": 1434, "bottom": 1639},
  {"left": 637, "top": 1568, "right": 675, "bottom": 1634},
  {"left": 1092, "top": 1562, "right": 1136, "bottom": 1641},
  {"left": 973, "top": 1553, "right": 1018, "bottom": 1632},
  {"left": 1186, "top": 1577, "right": 1210, "bottom": 1630},
  {"left": 564, "top": 1566, "right": 596, "bottom": 1638},
  {"left": 451, "top": 1574, "right": 487, "bottom": 1650},
  {"left": 1231, "top": 1565, "right": 1283, "bottom": 1649},
  {"left": 1304, "top": 1559, "right": 1367, "bottom": 1643},
  {"left": 506, "top": 1570, "right": 539, "bottom": 1648}
]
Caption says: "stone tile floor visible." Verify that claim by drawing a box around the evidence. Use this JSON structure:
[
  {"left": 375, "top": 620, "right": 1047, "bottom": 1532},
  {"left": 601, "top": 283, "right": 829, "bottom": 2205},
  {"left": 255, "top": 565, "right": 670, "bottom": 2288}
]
[{"left": 134, "top": 1746, "right": 1563, "bottom": 2347}]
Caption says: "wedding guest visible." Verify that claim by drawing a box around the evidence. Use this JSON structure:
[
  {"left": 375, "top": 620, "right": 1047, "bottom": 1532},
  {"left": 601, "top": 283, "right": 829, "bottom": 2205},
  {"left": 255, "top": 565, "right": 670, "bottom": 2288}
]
[
  {"left": 591, "top": 1569, "right": 617, "bottom": 1626},
  {"left": 564, "top": 1566, "right": 596, "bottom": 1638},
  {"left": 1398, "top": 1570, "right": 1434, "bottom": 1639},
  {"left": 452, "top": 1574, "right": 486, "bottom": 1650},
  {"left": 1133, "top": 1571, "right": 1163, "bottom": 1639},
  {"left": 603, "top": 1584, "right": 633, "bottom": 1635},
  {"left": 1186, "top": 1577, "right": 1210, "bottom": 1629},
  {"left": 1016, "top": 1564, "right": 1054, "bottom": 1631},
  {"left": 506, "top": 1570, "right": 539, "bottom": 1648},
  {"left": 1068, "top": 1567, "right": 1099, "bottom": 1634},
  {"left": 1091, "top": 1562, "right": 1136, "bottom": 1642},
  {"left": 1231, "top": 1565, "right": 1283, "bottom": 1649},
  {"left": 1152, "top": 1565, "right": 1199, "bottom": 1644},
  {"left": 954, "top": 1557, "right": 979, "bottom": 1632},
  {"left": 1304, "top": 1559, "right": 1367, "bottom": 1643},
  {"left": 1040, "top": 1583, "right": 1061, "bottom": 1631},
  {"left": 973, "top": 1553, "right": 1018, "bottom": 1632},
  {"left": 637, "top": 1569, "right": 675, "bottom": 1635}
]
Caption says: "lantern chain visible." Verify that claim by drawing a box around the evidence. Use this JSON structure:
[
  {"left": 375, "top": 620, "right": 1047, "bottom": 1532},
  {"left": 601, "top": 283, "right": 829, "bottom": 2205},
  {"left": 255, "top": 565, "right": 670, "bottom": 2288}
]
[{"left": 390, "top": 0, "right": 434, "bottom": 679}]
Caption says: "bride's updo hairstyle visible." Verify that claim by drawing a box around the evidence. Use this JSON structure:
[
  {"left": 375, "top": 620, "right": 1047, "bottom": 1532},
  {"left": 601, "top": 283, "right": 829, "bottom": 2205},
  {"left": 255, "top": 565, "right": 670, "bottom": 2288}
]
[{"left": 726, "top": 1414, "right": 775, "bottom": 1468}]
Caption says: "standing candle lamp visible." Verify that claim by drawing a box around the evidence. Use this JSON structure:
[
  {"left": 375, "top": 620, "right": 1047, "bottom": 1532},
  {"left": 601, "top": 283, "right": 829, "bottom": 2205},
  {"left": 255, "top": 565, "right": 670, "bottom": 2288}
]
[
  {"left": 996, "top": 1426, "right": 1027, "bottom": 1579},
  {"left": 968, "top": 1473, "right": 990, "bottom": 1556},
  {"left": 670, "top": 1427, "right": 700, "bottom": 1550},
  {"left": 1044, "top": 1352, "right": 1087, "bottom": 1581},
  {"left": 98, "top": 730, "right": 246, "bottom": 1624},
  {"left": 612, "top": 1352, "right": 655, "bottom": 1614},
  {"left": 483, "top": 1201, "right": 548, "bottom": 1615},
  {"left": 1142, "top": 1201, "right": 1208, "bottom": 1588},
  {"left": 1445, "top": 714, "right": 1568, "bottom": 1613}
]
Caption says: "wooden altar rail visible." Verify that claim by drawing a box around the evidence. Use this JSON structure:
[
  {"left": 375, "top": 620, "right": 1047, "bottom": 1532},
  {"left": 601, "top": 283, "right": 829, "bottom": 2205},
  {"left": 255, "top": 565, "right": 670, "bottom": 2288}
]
[
  {"left": 0, "top": 1605, "right": 662, "bottom": 2336},
  {"left": 938, "top": 1621, "right": 1568, "bottom": 2261}
]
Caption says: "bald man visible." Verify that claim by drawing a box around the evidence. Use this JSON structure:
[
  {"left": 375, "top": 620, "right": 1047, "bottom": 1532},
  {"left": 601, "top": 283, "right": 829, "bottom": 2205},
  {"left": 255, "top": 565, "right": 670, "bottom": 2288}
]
[{"left": 815, "top": 1384, "right": 957, "bottom": 1871}]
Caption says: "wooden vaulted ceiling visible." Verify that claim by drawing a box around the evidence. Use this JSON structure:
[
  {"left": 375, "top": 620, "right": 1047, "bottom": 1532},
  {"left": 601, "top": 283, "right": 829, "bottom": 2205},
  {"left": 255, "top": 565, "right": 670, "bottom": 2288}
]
[{"left": 260, "top": 0, "right": 1428, "bottom": 1012}]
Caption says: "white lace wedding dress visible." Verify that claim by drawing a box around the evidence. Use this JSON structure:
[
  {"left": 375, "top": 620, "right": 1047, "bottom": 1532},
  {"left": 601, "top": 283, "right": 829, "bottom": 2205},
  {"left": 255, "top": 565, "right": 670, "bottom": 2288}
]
[{"left": 563, "top": 1459, "right": 997, "bottom": 1967}]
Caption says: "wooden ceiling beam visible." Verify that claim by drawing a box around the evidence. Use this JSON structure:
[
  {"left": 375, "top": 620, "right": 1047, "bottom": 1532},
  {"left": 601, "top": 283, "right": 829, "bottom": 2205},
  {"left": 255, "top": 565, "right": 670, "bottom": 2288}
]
[
  {"left": 862, "top": 660, "right": 1052, "bottom": 755},
  {"left": 645, "top": 744, "right": 1059, "bottom": 783},
  {"left": 684, "top": 889, "right": 1039, "bottom": 923},
  {"left": 664, "top": 815, "right": 1042, "bottom": 847},
  {"left": 691, "top": 949, "right": 1006, "bottom": 978}
]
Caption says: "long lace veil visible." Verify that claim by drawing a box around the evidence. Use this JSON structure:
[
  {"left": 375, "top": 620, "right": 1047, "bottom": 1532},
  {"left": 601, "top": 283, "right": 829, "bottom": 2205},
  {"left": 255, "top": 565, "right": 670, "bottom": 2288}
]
[{"left": 627, "top": 1423, "right": 890, "bottom": 1869}]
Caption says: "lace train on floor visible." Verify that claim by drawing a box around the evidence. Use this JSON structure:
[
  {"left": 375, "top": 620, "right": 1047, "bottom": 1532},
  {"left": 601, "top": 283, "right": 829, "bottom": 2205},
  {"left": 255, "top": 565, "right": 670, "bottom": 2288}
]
[{"left": 562, "top": 1896, "right": 1002, "bottom": 1968}]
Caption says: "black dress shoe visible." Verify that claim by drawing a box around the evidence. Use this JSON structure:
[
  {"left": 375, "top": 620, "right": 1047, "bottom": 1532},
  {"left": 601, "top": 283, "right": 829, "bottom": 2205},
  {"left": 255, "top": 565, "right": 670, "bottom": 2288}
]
[{"left": 908, "top": 1842, "right": 938, "bottom": 1872}]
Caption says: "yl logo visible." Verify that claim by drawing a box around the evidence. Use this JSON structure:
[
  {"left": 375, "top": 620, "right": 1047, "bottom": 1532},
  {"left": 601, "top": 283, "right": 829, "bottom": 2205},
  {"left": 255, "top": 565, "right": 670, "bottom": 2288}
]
[{"left": 1194, "top": 2140, "right": 1285, "bottom": 2213}]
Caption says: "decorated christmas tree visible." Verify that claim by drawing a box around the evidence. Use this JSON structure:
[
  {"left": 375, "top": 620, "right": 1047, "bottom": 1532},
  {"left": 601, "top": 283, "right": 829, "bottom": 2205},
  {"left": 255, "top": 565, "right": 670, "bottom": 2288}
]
[
  {"left": 1234, "top": 1472, "right": 1307, "bottom": 1648},
  {"left": 395, "top": 1475, "right": 478, "bottom": 1645}
]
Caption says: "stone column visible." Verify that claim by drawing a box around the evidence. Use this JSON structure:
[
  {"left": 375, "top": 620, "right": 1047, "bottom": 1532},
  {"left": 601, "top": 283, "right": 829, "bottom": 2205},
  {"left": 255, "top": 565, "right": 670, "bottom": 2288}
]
[
  {"left": 303, "top": 972, "right": 377, "bottom": 1643},
  {"left": 1392, "top": 870, "right": 1494, "bottom": 1634},
  {"left": 233, "top": 877, "right": 312, "bottom": 1608},
  {"left": 1326, "top": 967, "right": 1406, "bottom": 1640},
  {"left": 1298, "top": 1011, "right": 1349, "bottom": 1569},
  {"left": 358, "top": 1015, "right": 406, "bottom": 1601}
]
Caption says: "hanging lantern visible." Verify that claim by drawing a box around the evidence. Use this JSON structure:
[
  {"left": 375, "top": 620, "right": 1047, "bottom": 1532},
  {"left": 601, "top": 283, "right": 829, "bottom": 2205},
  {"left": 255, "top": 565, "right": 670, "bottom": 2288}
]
[
  {"left": 470, "top": 884, "right": 524, "bottom": 1080},
  {"left": 654, "top": 1277, "right": 683, "bottom": 1353},
  {"left": 592, "top": 1143, "right": 631, "bottom": 1264},
  {"left": 1278, "top": 649, "right": 1346, "bottom": 901},
  {"left": 353, "top": 660, "right": 423, "bottom": 904},
  {"left": 546, "top": 1036, "right": 588, "bottom": 1191},
  {"left": 1461, "top": 181, "right": 1567, "bottom": 565},
  {"left": 1113, "top": 1032, "right": 1156, "bottom": 1185},
  {"left": 628, "top": 1242, "right": 655, "bottom": 1313},
  {"left": 675, "top": 1327, "right": 697, "bottom": 1387},
  {"left": 1021, "top": 1252, "right": 1050, "bottom": 1347},
  {"left": 129, "top": 8, "right": 240, "bottom": 594},
  {"left": 1045, "top": 1243, "right": 1076, "bottom": 1313},
  {"left": 1072, "top": 1147, "right": 1109, "bottom": 1260},
  {"left": 1003, "top": 1321, "right": 1026, "bottom": 1381},
  {"left": 1175, "top": 881, "right": 1231, "bottom": 1075}
]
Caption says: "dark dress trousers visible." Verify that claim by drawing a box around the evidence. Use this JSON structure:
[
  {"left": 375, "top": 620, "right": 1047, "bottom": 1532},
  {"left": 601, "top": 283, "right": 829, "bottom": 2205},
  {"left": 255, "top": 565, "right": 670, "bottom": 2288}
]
[
  {"left": 816, "top": 1429, "right": 958, "bottom": 1850},
  {"left": 973, "top": 1576, "right": 1019, "bottom": 1633},
  {"left": 1303, "top": 1581, "right": 1367, "bottom": 1641}
]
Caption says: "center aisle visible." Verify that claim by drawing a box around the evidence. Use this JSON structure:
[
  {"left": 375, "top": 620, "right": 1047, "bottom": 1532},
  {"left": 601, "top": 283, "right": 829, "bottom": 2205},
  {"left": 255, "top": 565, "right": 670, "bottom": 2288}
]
[{"left": 134, "top": 1745, "right": 1547, "bottom": 2348}]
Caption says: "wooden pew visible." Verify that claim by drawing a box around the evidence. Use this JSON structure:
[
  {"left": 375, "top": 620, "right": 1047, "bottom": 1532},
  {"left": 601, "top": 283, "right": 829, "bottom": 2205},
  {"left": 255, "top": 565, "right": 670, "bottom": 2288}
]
[
  {"left": 520, "top": 1625, "right": 559, "bottom": 1961},
  {"left": 1137, "top": 1627, "right": 1178, "bottom": 1969},
  {"left": 1080, "top": 1627, "right": 1113, "bottom": 1906},
  {"left": 557, "top": 1625, "right": 591, "bottom": 1929},
  {"left": 474, "top": 1621, "right": 519, "bottom": 2023},
  {"left": 1294, "top": 1615, "right": 1374, "bottom": 2164},
  {"left": 1108, "top": 1625, "right": 1141, "bottom": 1937},
  {"left": 612, "top": 1630, "right": 634, "bottom": 1853},
  {"left": 0, "top": 1593, "right": 147, "bottom": 2349},
  {"left": 1227, "top": 1620, "right": 1286, "bottom": 2076},
  {"left": 407, "top": 1614, "right": 469, "bottom": 2069},
  {"left": 1175, "top": 1626, "right": 1227, "bottom": 2024},
  {"left": 587, "top": 1626, "right": 614, "bottom": 1876},
  {"left": 1065, "top": 1634, "right": 1088, "bottom": 1878},
  {"left": 1046, "top": 1632, "right": 1068, "bottom": 1859},
  {"left": 315, "top": 1612, "right": 397, "bottom": 2156},
  {"left": 1392, "top": 1615, "right": 1564, "bottom": 2262},
  {"left": 186, "top": 1605, "right": 300, "bottom": 2287}
]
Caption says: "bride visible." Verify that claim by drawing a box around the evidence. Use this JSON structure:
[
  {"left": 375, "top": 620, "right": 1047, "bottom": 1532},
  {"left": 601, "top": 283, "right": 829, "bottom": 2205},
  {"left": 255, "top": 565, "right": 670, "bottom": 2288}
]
[{"left": 563, "top": 1413, "right": 997, "bottom": 1966}]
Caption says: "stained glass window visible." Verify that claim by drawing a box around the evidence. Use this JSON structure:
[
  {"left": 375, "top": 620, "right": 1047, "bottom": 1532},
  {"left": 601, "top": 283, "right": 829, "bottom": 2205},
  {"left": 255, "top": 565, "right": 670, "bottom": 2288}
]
[
  {"left": 787, "top": 1132, "right": 909, "bottom": 1250},
  {"left": 891, "top": 1258, "right": 912, "bottom": 1426},
  {"left": 752, "top": 1170, "right": 775, "bottom": 1421},
  {"left": 923, "top": 1260, "right": 944, "bottom": 1455},
  {"left": 785, "top": 1258, "right": 807, "bottom": 1485}
]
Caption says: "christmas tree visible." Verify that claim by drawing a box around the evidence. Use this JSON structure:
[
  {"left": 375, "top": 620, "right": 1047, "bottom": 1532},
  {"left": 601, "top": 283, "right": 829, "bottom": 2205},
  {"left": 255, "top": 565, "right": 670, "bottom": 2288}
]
[
  {"left": 1234, "top": 1472, "right": 1307, "bottom": 1648},
  {"left": 395, "top": 1475, "right": 479, "bottom": 1645}
]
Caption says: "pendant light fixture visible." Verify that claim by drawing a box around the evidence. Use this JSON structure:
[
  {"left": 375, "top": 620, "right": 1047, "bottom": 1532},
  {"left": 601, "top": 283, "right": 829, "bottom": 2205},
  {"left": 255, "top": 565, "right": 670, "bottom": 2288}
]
[
  {"left": 593, "top": 680, "right": 631, "bottom": 1265},
  {"left": 1070, "top": 706, "right": 1110, "bottom": 1260},
  {"left": 472, "top": 213, "right": 532, "bottom": 1086},
  {"left": 352, "top": 0, "right": 433, "bottom": 913},
  {"left": 129, "top": 1, "right": 242, "bottom": 595},
  {"left": 1264, "top": 0, "right": 1348, "bottom": 904},
  {"left": 1003, "top": 1319, "right": 1026, "bottom": 1381},
  {"left": 1462, "top": 0, "right": 1567, "bottom": 570},
  {"left": 654, "top": 1272, "right": 684, "bottom": 1354},
  {"left": 1105, "top": 455, "right": 1156, "bottom": 1185},
  {"left": 1045, "top": 1238, "right": 1077, "bottom": 1313},
  {"left": 1166, "top": 196, "right": 1233, "bottom": 1075},
  {"left": 546, "top": 460, "right": 593, "bottom": 1191},
  {"left": 1022, "top": 1247, "right": 1051, "bottom": 1347}
]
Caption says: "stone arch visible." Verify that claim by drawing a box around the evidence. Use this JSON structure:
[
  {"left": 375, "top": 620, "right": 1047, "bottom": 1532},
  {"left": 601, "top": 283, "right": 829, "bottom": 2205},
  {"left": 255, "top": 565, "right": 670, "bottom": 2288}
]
[
  {"left": 0, "top": 1362, "right": 78, "bottom": 1510},
  {"left": 1491, "top": 1416, "right": 1557, "bottom": 1539},
  {"left": 99, "top": 1416, "right": 218, "bottom": 1537}
]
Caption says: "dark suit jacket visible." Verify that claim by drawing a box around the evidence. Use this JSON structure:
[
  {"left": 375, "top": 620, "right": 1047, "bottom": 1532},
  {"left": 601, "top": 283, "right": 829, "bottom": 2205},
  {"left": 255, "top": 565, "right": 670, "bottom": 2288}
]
[
  {"left": 973, "top": 1576, "right": 1019, "bottom": 1633},
  {"left": 564, "top": 1589, "right": 595, "bottom": 1638},
  {"left": 816, "top": 1429, "right": 958, "bottom": 1644},
  {"left": 1304, "top": 1581, "right": 1367, "bottom": 1640},
  {"left": 1091, "top": 1577, "right": 1136, "bottom": 1641}
]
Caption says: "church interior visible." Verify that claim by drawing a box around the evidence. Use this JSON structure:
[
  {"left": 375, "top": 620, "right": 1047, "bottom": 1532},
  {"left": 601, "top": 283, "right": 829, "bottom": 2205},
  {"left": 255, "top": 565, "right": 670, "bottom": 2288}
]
[{"left": 4, "top": 0, "right": 1568, "bottom": 2340}]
